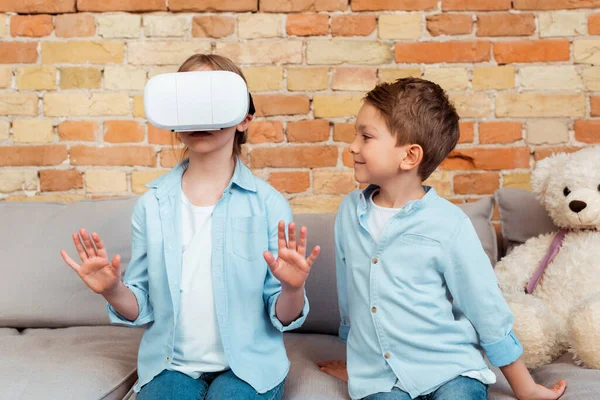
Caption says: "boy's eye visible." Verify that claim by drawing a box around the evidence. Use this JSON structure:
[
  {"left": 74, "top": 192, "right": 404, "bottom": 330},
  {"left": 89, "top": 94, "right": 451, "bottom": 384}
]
[{"left": 362, "top": 135, "right": 371, "bottom": 141}]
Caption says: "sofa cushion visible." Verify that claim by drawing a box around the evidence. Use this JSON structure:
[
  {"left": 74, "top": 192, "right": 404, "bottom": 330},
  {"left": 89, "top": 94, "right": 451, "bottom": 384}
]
[
  {"left": 0, "top": 326, "right": 143, "bottom": 400},
  {"left": 0, "top": 197, "right": 138, "bottom": 328},
  {"left": 494, "top": 188, "right": 557, "bottom": 256}
]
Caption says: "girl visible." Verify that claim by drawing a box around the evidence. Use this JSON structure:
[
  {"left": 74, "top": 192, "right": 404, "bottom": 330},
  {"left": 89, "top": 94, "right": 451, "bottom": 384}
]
[{"left": 61, "top": 54, "right": 320, "bottom": 400}]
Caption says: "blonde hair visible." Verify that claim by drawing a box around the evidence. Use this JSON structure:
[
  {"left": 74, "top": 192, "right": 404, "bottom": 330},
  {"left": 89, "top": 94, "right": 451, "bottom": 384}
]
[{"left": 174, "top": 54, "right": 249, "bottom": 159}]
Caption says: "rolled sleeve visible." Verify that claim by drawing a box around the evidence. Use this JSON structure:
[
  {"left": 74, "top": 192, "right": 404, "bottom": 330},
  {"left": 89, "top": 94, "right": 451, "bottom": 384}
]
[
  {"left": 107, "top": 283, "right": 154, "bottom": 326},
  {"left": 268, "top": 290, "right": 310, "bottom": 332},
  {"left": 482, "top": 330, "right": 523, "bottom": 367},
  {"left": 335, "top": 210, "right": 351, "bottom": 343}
]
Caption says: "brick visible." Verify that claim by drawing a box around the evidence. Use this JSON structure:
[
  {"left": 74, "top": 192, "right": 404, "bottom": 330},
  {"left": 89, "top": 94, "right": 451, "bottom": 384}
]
[
  {"left": 253, "top": 95, "right": 309, "bottom": 117},
  {"left": 78, "top": 0, "right": 166, "bottom": 11},
  {"left": 314, "top": 94, "right": 363, "bottom": 118},
  {"left": 440, "top": 148, "right": 530, "bottom": 171},
  {"left": 519, "top": 66, "right": 581, "bottom": 91},
  {"left": 169, "top": 0, "right": 257, "bottom": 11},
  {"left": 472, "top": 66, "right": 514, "bottom": 90},
  {"left": 268, "top": 172, "right": 310, "bottom": 194},
  {"left": 58, "top": 121, "right": 98, "bottom": 141},
  {"left": 378, "top": 68, "right": 421, "bottom": 83},
  {"left": 395, "top": 41, "right": 490, "bottom": 63},
  {"left": 0, "top": 145, "right": 67, "bottom": 166},
  {"left": 55, "top": 13, "right": 95, "bottom": 37},
  {"left": 352, "top": 0, "right": 436, "bottom": 10},
  {"left": 42, "top": 41, "right": 124, "bottom": 64},
  {"left": 539, "top": 12, "right": 586, "bottom": 37},
  {"left": 287, "top": 120, "right": 329, "bottom": 142},
  {"left": 85, "top": 170, "right": 127, "bottom": 193},
  {"left": 0, "top": 66, "right": 11, "bottom": 88},
  {"left": 261, "top": 0, "right": 347, "bottom": 12},
  {"left": 133, "top": 95, "right": 145, "bottom": 118},
  {"left": 533, "top": 146, "right": 580, "bottom": 162},
  {"left": 44, "top": 93, "right": 129, "bottom": 117},
  {"left": 0, "top": 14, "right": 5, "bottom": 37},
  {"left": 0, "top": 120, "right": 9, "bottom": 141},
  {"left": 0, "top": 0, "right": 75, "bottom": 13},
  {"left": 289, "top": 195, "right": 343, "bottom": 214},
  {"left": 40, "top": 170, "right": 83, "bottom": 192},
  {"left": 247, "top": 121, "right": 284, "bottom": 144},
  {"left": 590, "top": 14, "right": 600, "bottom": 35},
  {"left": 342, "top": 146, "right": 353, "bottom": 167},
  {"left": 104, "top": 65, "right": 146, "bottom": 90},
  {"left": 378, "top": 14, "right": 421, "bottom": 39},
  {"left": 449, "top": 93, "right": 490, "bottom": 118},
  {"left": 443, "top": 0, "right": 510, "bottom": 10},
  {"left": 458, "top": 122, "right": 474, "bottom": 144},
  {"left": 592, "top": 96, "right": 600, "bottom": 116},
  {"left": 313, "top": 170, "right": 355, "bottom": 195},
  {"left": 476, "top": 13, "right": 535, "bottom": 37},
  {"left": 574, "top": 40, "right": 600, "bottom": 65},
  {"left": 332, "top": 15, "right": 376, "bottom": 37},
  {"left": 496, "top": 93, "right": 585, "bottom": 118},
  {"left": 16, "top": 66, "right": 56, "bottom": 90},
  {"left": 238, "top": 14, "right": 281, "bottom": 39},
  {"left": 143, "top": 15, "right": 187, "bottom": 37},
  {"left": 574, "top": 120, "right": 600, "bottom": 143},
  {"left": 148, "top": 124, "right": 173, "bottom": 145},
  {"left": 288, "top": 68, "right": 329, "bottom": 91},
  {"left": 0, "top": 93, "right": 38, "bottom": 116},
  {"left": 148, "top": 66, "right": 178, "bottom": 79},
  {"left": 242, "top": 66, "right": 283, "bottom": 92},
  {"left": 11, "top": 15, "right": 53, "bottom": 37},
  {"left": 131, "top": 170, "right": 167, "bottom": 194},
  {"left": 427, "top": 14, "right": 473, "bottom": 36},
  {"left": 526, "top": 120, "right": 568, "bottom": 145},
  {"left": 192, "top": 16, "right": 234, "bottom": 38},
  {"left": 12, "top": 119, "right": 53, "bottom": 143},
  {"left": 479, "top": 122, "right": 521, "bottom": 144},
  {"left": 583, "top": 67, "right": 600, "bottom": 91},
  {"left": 129, "top": 41, "right": 211, "bottom": 65},
  {"left": 423, "top": 67, "right": 468, "bottom": 91},
  {"left": 160, "top": 147, "right": 185, "bottom": 168},
  {"left": 251, "top": 146, "right": 338, "bottom": 168},
  {"left": 97, "top": 14, "right": 140, "bottom": 38},
  {"left": 454, "top": 173, "right": 499, "bottom": 195},
  {"left": 0, "top": 42, "right": 38, "bottom": 64},
  {"left": 287, "top": 14, "right": 329, "bottom": 36},
  {"left": 70, "top": 146, "right": 156, "bottom": 166},
  {"left": 513, "top": 0, "right": 600, "bottom": 10},
  {"left": 0, "top": 170, "right": 38, "bottom": 193},
  {"left": 334, "top": 123, "right": 354, "bottom": 143},
  {"left": 59, "top": 67, "right": 102, "bottom": 90},
  {"left": 494, "top": 40, "right": 569, "bottom": 63},
  {"left": 332, "top": 68, "right": 377, "bottom": 91},
  {"left": 104, "top": 120, "right": 145, "bottom": 143},
  {"left": 308, "top": 41, "right": 391, "bottom": 65},
  {"left": 503, "top": 173, "right": 532, "bottom": 190},
  {"left": 6, "top": 194, "right": 85, "bottom": 203},
  {"left": 217, "top": 41, "right": 303, "bottom": 65}
]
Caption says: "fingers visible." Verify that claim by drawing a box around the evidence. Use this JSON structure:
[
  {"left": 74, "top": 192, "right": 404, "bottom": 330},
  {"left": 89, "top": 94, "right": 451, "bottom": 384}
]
[
  {"left": 552, "top": 380, "right": 567, "bottom": 397},
  {"left": 297, "top": 226, "right": 307, "bottom": 257},
  {"left": 93, "top": 232, "right": 107, "bottom": 259},
  {"left": 112, "top": 254, "right": 121, "bottom": 273},
  {"left": 72, "top": 232, "right": 88, "bottom": 262},
  {"left": 79, "top": 228, "right": 97, "bottom": 259},
  {"left": 288, "top": 222, "right": 297, "bottom": 251},
  {"left": 263, "top": 250, "right": 278, "bottom": 272},
  {"left": 61, "top": 250, "right": 81, "bottom": 273},
  {"left": 277, "top": 221, "right": 287, "bottom": 251},
  {"left": 306, "top": 246, "right": 321, "bottom": 268}
]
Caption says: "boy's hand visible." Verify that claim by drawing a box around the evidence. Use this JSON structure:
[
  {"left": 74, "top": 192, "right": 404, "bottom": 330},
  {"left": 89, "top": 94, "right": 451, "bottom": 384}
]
[
  {"left": 61, "top": 228, "right": 121, "bottom": 296},
  {"left": 317, "top": 360, "right": 348, "bottom": 382},
  {"left": 517, "top": 380, "right": 566, "bottom": 400},
  {"left": 264, "top": 221, "right": 320, "bottom": 290}
]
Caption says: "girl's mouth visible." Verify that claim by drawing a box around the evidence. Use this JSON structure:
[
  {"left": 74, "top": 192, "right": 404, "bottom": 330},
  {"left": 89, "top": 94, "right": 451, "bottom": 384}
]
[{"left": 188, "top": 132, "right": 212, "bottom": 138}]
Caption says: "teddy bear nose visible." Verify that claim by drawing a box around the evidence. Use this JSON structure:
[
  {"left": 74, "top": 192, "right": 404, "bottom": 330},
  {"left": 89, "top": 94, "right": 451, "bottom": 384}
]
[{"left": 569, "top": 200, "right": 587, "bottom": 213}]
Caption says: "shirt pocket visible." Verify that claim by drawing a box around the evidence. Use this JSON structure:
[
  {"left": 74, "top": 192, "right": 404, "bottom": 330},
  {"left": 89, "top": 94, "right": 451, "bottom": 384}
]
[
  {"left": 398, "top": 233, "right": 441, "bottom": 247},
  {"left": 231, "top": 216, "right": 268, "bottom": 261}
]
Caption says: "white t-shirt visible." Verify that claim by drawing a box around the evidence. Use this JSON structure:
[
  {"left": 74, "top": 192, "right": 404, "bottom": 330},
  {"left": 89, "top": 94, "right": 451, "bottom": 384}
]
[
  {"left": 366, "top": 190, "right": 496, "bottom": 391},
  {"left": 168, "top": 189, "right": 229, "bottom": 378}
]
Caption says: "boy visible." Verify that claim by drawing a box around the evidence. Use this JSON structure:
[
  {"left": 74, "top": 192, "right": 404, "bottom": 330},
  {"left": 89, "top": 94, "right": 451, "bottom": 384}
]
[{"left": 318, "top": 78, "right": 566, "bottom": 400}]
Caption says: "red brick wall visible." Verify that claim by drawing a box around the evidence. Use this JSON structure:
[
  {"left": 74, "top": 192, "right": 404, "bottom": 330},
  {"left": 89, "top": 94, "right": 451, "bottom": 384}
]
[{"left": 0, "top": 0, "right": 599, "bottom": 216}]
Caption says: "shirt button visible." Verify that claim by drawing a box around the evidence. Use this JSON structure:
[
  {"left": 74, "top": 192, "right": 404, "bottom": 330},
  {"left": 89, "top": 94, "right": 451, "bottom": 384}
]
[
  {"left": 384, "top": 353, "right": 391, "bottom": 359},
  {"left": 372, "top": 257, "right": 378, "bottom": 264},
  {"left": 166, "top": 356, "right": 171, "bottom": 362},
  {"left": 371, "top": 306, "right": 377, "bottom": 313}
]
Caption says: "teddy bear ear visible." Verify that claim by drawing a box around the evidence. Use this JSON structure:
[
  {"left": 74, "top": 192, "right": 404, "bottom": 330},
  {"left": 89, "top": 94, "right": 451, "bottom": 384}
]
[{"left": 532, "top": 152, "right": 570, "bottom": 196}]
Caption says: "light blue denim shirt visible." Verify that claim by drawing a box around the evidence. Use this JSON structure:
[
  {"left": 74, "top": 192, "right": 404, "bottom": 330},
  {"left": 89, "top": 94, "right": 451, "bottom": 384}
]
[
  {"left": 335, "top": 185, "right": 523, "bottom": 400},
  {"left": 107, "top": 158, "right": 309, "bottom": 393}
]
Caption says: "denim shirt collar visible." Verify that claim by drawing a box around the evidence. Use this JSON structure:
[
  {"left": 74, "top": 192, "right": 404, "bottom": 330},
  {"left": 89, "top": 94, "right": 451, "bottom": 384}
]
[{"left": 357, "top": 184, "right": 437, "bottom": 220}]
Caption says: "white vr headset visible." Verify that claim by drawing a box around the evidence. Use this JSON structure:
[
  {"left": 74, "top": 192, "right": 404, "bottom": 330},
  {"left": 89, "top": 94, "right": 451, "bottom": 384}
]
[{"left": 144, "top": 70, "right": 255, "bottom": 133}]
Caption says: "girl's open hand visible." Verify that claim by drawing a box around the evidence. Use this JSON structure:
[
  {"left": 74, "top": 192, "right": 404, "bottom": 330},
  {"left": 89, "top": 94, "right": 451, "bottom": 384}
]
[
  {"left": 263, "top": 221, "right": 320, "bottom": 290},
  {"left": 317, "top": 360, "right": 348, "bottom": 382},
  {"left": 61, "top": 228, "right": 121, "bottom": 295}
]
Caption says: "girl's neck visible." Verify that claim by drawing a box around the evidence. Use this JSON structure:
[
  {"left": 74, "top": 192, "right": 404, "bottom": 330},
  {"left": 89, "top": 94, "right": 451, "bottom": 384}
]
[{"left": 182, "top": 149, "right": 236, "bottom": 207}]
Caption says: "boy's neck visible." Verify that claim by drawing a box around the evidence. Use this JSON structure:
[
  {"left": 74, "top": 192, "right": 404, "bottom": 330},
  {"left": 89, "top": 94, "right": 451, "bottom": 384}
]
[{"left": 371, "top": 175, "right": 426, "bottom": 209}]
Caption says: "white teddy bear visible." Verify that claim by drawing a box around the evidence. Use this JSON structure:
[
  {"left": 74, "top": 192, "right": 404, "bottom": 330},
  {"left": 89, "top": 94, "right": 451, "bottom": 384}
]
[{"left": 495, "top": 146, "right": 600, "bottom": 370}]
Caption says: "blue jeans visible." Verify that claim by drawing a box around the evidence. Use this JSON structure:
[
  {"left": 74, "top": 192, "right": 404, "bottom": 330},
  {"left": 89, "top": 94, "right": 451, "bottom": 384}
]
[
  {"left": 363, "top": 376, "right": 488, "bottom": 400},
  {"left": 137, "top": 369, "right": 285, "bottom": 400}
]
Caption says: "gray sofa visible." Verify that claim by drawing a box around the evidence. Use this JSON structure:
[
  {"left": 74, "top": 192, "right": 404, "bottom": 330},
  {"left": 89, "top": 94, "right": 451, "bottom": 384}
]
[{"left": 1, "top": 189, "right": 598, "bottom": 400}]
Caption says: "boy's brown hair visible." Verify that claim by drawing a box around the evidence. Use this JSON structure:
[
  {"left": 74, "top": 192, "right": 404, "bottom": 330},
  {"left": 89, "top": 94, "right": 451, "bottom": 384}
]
[
  {"left": 364, "top": 77, "right": 460, "bottom": 181},
  {"left": 175, "top": 54, "right": 249, "bottom": 158}
]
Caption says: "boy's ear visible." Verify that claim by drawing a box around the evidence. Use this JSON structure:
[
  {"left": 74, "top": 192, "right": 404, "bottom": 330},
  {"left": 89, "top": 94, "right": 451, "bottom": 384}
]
[{"left": 399, "top": 144, "right": 423, "bottom": 172}]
